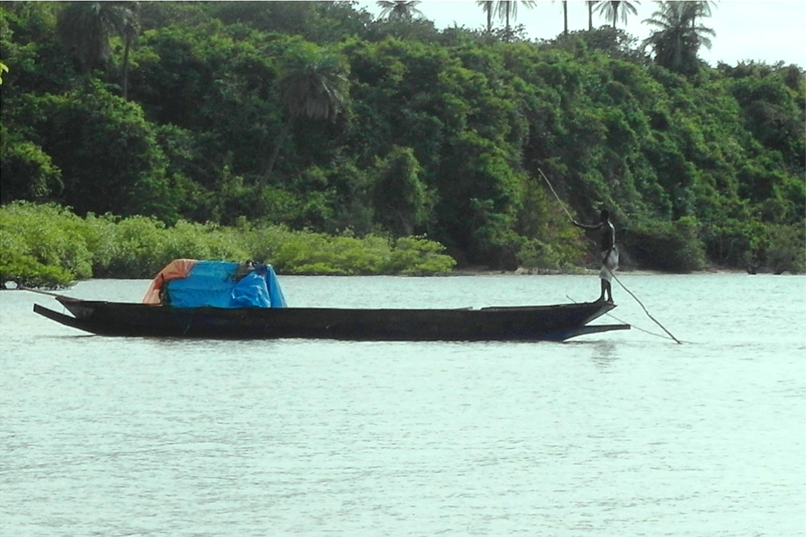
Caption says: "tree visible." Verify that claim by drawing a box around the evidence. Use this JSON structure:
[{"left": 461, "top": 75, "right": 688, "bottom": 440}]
[
  {"left": 690, "top": 1, "right": 718, "bottom": 18},
  {"left": 587, "top": 0, "right": 599, "bottom": 30},
  {"left": 477, "top": 0, "right": 495, "bottom": 32},
  {"left": 56, "top": 1, "right": 140, "bottom": 98},
  {"left": 257, "top": 48, "right": 349, "bottom": 189},
  {"left": 373, "top": 146, "right": 431, "bottom": 236},
  {"left": 642, "top": 1, "right": 715, "bottom": 75},
  {"left": 118, "top": 2, "right": 140, "bottom": 101},
  {"left": 15, "top": 81, "right": 180, "bottom": 221},
  {"left": 496, "top": 0, "right": 537, "bottom": 40},
  {"left": 595, "top": 0, "right": 639, "bottom": 28},
  {"left": 562, "top": 0, "right": 569, "bottom": 35},
  {"left": 376, "top": 1, "right": 423, "bottom": 21}
]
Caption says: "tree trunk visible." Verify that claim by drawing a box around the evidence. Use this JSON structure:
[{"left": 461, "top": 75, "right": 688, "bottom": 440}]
[
  {"left": 505, "top": 6, "right": 511, "bottom": 41},
  {"left": 257, "top": 116, "right": 294, "bottom": 190},
  {"left": 121, "top": 38, "right": 131, "bottom": 101},
  {"left": 563, "top": 1, "right": 568, "bottom": 34}
]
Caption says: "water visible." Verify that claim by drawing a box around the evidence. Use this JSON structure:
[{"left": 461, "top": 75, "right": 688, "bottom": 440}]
[{"left": 1, "top": 274, "right": 804, "bottom": 536}]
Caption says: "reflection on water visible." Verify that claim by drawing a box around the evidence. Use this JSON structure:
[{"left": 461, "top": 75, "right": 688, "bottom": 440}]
[
  {"left": 1, "top": 274, "right": 805, "bottom": 536},
  {"left": 591, "top": 340, "right": 618, "bottom": 368}
]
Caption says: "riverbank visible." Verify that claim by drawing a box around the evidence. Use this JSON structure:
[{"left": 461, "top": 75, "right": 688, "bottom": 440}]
[
  {"left": 449, "top": 263, "right": 779, "bottom": 277},
  {"left": 3, "top": 201, "right": 801, "bottom": 291},
  {"left": 6, "top": 263, "right": 796, "bottom": 291}
]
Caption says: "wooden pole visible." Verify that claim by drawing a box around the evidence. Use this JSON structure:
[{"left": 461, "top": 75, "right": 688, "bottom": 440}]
[
  {"left": 19, "top": 287, "right": 70, "bottom": 299},
  {"left": 539, "top": 168, "right": 683, "bottom": 345},
  {"left": 605, "top": 269, "right": 682, "bottom": 344}
]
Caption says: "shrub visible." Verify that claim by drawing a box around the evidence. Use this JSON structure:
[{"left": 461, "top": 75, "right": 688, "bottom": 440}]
[
  {"left": 0, "top": 250, "right": 74, "bottom": 289},
  {"left": 752, "top": 223, "right": 806, "bottom": 274},
  {"left": 621, "top": 216, "right": 707, "bottom": 272},
  {"left": 389, "top": 236, "right": 456, "bottom": 275},
  {"left": 0, "top": 202, "right": 92, "bottom": 287},
  {"left": 0, "top": 203, "right": 458, "bottom": 284}
]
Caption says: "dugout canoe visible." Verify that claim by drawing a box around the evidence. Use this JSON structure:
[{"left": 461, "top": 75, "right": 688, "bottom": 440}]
[{"left": 33, "top": 294, "right": 629, "bottom": 342}]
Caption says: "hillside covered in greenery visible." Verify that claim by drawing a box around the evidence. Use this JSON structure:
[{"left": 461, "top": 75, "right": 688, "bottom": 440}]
[{"left": 1, "top": 1, "right": 804, "bottom": 283}]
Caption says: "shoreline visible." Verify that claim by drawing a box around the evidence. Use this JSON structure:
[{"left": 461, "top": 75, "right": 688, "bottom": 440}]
[
  {"left": 2, "top": 266, "right": 797, "bottom": 291},
  {"left": 448, "top": 265, "right": 759, "bottom": 277}
]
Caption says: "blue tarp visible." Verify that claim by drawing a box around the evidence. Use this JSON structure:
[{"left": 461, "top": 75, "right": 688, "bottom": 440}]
[{"left": 165, "top": 261, "right": 287, "bottom": 309}]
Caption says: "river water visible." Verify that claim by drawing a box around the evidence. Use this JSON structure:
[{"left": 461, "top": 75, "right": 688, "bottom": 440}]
[{"left": 1, "top": 273, "right": 804, "bottom": 536}]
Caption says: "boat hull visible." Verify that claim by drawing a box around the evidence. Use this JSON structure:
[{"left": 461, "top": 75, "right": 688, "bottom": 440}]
[{"left": 33, "top": 297, "right": 629, "bottom": 342}]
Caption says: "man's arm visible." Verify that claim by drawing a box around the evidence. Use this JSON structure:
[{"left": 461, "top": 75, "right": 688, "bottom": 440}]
[{"left": 572, "top": 220, "right": 603, "bottom": 231}]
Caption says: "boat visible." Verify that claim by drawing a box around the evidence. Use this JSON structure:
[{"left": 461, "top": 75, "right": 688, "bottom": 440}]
[
  {"left": 33, "top": 296, "right": 628, "bottom": 341},
  {"left": 32, "top": 260, "right": 630, "bottom": 342}
]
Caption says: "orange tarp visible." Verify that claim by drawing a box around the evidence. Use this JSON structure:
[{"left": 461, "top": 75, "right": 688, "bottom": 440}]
[{"left": 141, "top": 259, "right": 198, "bottom": 304}]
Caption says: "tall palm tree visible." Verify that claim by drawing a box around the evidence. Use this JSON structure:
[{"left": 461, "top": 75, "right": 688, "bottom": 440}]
[
  {"left": 477, "top": 0, "right": 495, "bottom": 32},
  {"left": 376, "top": 0, "right": 423, "bottom": 21},
  {"left": 642, "top": 1, "right": 716, "bottom": 75},
  {"left": 587, "top": 0, "right": 599, "bottom": 30},
  {"left": 496, "top": 0, "right": 537, "bottom": 39},
  {"left": 117, "top": 2, "right": 140, "bottom": 101},
  {"left": 553, "top": 0, "right": 569, "bottom": 35},
  {"left": 595, "top": 0, "right": 640, "bottom": 28},
  {"left": 57, "top": 1, "right": 140, "bottom": 98},
  {"left": 258, "top": 51, "right": 349, "bottom": 189}
]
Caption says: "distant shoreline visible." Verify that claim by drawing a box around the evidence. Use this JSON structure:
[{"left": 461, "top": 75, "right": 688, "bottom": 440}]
[{"left": 449, "top": 266, "right": 788, "bottom": 277}]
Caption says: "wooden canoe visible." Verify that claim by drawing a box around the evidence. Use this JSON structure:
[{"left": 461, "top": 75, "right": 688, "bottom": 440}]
[{"left": 34, "top": 295, "right": 629, "bottom": 342}]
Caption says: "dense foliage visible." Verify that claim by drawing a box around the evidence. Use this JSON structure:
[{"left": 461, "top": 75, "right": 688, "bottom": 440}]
[
  {"left": 0, "top": 202, "right": 456, "bottom": 288},
  {"left": 1, "top": 1, "right": 803, "bottom": 281}
]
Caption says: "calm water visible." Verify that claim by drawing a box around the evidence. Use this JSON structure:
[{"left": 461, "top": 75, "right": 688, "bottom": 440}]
[{"left": 1, "top": 274, "right": 804, "bottom": 537}]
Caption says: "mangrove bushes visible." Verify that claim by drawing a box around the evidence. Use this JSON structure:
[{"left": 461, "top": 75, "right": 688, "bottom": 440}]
[{"left": 0, "top": 202, "right": 456, "bottom": 288}]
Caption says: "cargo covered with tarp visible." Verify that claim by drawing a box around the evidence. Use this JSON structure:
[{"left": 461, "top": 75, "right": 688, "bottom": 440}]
[{"left": 142, "top": 259, "right": 287, "bottom": 308}]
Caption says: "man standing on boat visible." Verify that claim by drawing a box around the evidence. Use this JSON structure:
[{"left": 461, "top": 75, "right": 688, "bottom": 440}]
[{"left": 573, "top": 209, "right": 618, "bottom": 303}]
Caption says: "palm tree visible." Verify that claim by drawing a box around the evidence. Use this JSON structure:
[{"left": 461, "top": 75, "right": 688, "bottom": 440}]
[
  {"left": 595, "top": 0, "right": 640, "bottom": 28},
  {"left": 57, "top": 1, "right": 140, "bottom": 98},
  {"left": 554, "top": 0, "right": 569, "bottom": 35},
  {"left": 496, "top": 0, "right": 537, "bottom": 39},
  {"left": 587, "top": 0, "right": 599, "bottom": 30},
  {"left": 257, "top": 51, "right": 349, "bottom": 189},
  {"left": 691, "top": 1, "right": 718, "bottom": 17},
  {"left": 117, "top": 2, "right": 140, "bottom": 101},
  {"left": 376, "top": 0, "right": 423, "bottom": 21},
  {"left": 477, "top": 0, "right": 495, "bottom": 32},
  {"left": 642, "top": 1, "right": 716, "bottom": 75}
]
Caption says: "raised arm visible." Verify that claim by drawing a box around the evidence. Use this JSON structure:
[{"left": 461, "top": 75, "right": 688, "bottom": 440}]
[{"left": 572, "top": 219, "right": 603, "bottom": 231}]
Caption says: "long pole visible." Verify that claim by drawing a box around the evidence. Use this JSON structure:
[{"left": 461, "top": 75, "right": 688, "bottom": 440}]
[
  {"left": 538, "top": 168, "right": 683, "bottom": 345},
  {"left": 537, "top": 168, "right": 575, "bottom": 221},
  {"left": 566, "top": 294, "right": 679, "bottom": 342},
  {"left": 20, "top": 286, "right": 67, "bottom": 298},
  {"left": 605, "top": 268, "right": 682, "bottom": 344}
]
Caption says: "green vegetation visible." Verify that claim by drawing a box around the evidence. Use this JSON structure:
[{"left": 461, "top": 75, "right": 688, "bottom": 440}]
[
  {"left": 0, "top": 202, "right": 455, "bottom": 288},
  {"left": 1, "top": 1, "right": 804, "bottom": 287}
]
